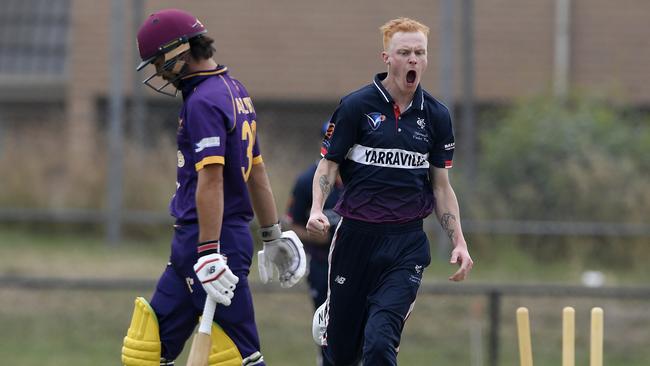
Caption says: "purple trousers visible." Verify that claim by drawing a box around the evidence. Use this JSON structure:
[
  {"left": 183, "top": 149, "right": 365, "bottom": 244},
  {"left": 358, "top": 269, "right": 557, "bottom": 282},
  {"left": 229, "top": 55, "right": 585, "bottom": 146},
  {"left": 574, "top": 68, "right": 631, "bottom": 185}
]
[{"left": 149, "top": 220, "right": 264, "bottom": 364}]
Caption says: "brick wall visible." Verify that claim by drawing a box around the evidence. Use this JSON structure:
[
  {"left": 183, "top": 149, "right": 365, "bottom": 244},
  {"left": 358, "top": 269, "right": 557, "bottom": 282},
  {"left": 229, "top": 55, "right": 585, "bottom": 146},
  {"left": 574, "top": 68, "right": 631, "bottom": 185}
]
[
  {"left": 60, "top": 0, "right": 649, "bottom": 162},
  {"left": 66, "top": 0, "right": 650, "bottom": 103},
  {"left": 572, "top": 0, "right": 650, "bottom": 102}
]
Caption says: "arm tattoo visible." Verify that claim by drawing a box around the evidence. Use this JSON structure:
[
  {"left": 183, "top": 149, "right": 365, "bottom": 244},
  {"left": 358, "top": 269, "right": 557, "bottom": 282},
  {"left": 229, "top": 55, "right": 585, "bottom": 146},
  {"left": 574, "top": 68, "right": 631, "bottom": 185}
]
[
  {"left": 319, "top": 175, "right": 331, "bottom": 198},
  {"left": 440, "top": 213, "right": 457, "bottom": 241}
]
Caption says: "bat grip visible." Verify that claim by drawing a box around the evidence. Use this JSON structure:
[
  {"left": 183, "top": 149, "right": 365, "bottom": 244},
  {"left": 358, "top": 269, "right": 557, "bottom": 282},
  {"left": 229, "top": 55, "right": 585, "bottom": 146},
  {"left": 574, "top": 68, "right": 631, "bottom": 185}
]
[{"left": 198, "top": 297, "right": 217, "bottom": 335}]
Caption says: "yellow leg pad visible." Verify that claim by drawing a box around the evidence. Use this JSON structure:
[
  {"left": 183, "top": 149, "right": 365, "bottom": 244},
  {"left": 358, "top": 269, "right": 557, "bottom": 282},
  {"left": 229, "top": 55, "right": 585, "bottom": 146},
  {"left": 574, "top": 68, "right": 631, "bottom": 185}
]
[
  {"left": 208, "top": 322, "right": 243, "bottom": 366},
  {"left": 122, "top": 297, "right": 161, "bottom": 366}
]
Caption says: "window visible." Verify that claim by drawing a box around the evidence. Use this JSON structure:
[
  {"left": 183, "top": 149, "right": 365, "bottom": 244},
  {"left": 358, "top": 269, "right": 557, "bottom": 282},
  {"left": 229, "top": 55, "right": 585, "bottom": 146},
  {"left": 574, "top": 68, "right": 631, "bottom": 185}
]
[{"left": 0, "top": 0, "right": 70, "bottom": 79}]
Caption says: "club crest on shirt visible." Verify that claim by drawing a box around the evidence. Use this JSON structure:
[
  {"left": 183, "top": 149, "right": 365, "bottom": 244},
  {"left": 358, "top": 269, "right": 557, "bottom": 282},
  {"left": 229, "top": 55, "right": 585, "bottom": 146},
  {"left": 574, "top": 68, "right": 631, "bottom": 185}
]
[
  {"left": 177, "top": 150, "right": 185, "bottom": 167},
  {"left": 364, "top": 112, "right": 386, "bottom": 130},
  {"left": 416, "top": 117, "right": 426, "bottom": 129}
]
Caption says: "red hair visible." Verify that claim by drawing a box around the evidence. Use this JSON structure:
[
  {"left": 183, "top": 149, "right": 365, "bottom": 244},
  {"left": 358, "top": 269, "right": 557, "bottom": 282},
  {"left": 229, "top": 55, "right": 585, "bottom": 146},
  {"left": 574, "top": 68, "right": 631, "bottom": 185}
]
[{"left": 380, "top": 17, "right": 430, "bottom": 50}]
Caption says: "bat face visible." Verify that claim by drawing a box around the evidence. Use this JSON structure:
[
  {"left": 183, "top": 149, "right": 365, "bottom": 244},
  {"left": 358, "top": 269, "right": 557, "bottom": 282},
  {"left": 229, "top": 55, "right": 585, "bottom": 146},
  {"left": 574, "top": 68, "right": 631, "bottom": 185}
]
[{"left": 185, "top": 332, "right": 212, "bottom": 366}]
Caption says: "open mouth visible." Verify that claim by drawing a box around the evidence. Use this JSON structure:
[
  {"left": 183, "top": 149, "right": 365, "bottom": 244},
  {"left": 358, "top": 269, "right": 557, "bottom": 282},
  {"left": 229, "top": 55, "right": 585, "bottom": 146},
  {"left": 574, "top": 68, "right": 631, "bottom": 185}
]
[{"left": 406, "top": 70, "right": 417, "bottom": 84}]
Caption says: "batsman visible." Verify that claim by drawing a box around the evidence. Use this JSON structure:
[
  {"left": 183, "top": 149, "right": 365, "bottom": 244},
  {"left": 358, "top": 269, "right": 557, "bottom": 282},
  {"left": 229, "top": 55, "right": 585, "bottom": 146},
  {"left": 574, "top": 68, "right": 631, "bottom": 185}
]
[{"left": 122, "top": 9, "right": 306, "bottom": 366}]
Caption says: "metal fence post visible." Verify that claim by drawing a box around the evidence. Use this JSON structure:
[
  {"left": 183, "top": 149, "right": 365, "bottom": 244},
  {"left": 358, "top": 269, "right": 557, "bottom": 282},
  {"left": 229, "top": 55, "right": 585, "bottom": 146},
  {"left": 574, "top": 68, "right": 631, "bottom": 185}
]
[
  {"left": 0, "top": 110, "right": 4, "bottom": 155},
  {"left": 106, "top": 0, "right": 126, "bottom": 245},
  {"left": 488, "top": 290, "right": 501, "bottom": 366},
  {"left": 132, "top": 0, "right": 147, "bottom": 149},
  {"left": 460, "top": 0, "right": 477, "bottom": 185},
  {"left": 439, "top": 0, "right": 456, "bottom": 119}
]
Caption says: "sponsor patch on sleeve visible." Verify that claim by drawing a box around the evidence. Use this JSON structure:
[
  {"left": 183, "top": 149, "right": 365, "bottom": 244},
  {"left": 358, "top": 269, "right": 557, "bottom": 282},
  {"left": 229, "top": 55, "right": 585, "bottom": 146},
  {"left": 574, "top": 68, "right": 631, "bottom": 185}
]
[
  {"left": 325, "top": 122, "right": 335, "bottom": 139},
  {"left": 194, "top": 136, "right": 221, "bottom": 153}
]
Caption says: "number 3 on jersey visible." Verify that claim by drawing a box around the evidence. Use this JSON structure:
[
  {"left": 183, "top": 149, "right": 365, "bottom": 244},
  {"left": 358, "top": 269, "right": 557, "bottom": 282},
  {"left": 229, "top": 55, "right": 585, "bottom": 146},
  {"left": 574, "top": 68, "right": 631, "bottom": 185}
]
[{"left": 241, "top": 120, "right": 256, "bottom": 181}]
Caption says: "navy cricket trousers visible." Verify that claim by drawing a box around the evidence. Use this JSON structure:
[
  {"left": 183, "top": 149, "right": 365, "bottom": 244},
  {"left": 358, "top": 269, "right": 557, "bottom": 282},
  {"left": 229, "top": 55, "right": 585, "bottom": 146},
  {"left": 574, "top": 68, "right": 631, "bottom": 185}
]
[{"left": 322, "top": 218, "right": 431, "bottom": 366}]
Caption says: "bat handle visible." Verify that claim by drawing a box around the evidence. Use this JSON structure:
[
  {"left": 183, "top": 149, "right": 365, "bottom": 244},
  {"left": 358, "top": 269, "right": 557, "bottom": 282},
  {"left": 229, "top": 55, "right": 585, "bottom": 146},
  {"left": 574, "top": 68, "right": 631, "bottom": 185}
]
[{"left": 198, "top": 297, "right": 217, "bottom": 335}]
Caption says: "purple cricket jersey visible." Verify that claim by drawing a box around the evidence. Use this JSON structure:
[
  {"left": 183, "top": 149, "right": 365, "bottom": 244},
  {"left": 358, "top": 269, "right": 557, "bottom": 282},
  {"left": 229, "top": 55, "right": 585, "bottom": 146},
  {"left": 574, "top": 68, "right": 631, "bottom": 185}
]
[
  {"left": 321, "top": 73, "right": 455, "bottom": 224},
  {"left": 171, "top": 66, "right": 262, "bottom": 224}
]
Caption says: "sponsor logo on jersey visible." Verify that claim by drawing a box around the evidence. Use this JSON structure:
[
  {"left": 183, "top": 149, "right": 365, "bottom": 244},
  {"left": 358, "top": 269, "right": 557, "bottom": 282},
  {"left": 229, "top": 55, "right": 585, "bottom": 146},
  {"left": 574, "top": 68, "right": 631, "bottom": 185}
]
[
  {"left": 412, "top": 131, "right": 429, "bottom": 142},
  {"left": 444, "top": 142, "right": 455, "bottom": 151},
  {"left": 320, "top": 139, "right": 331, "bottom": 157},
  {"left": 324, "top": 122, "right": 335, "bottom": 139},
  {"left": 364, "top": 112, "right": 386, "bottom": 130},
  {"left": 346, "top": 144, "right": 430, "bottom": 169},
  {"left": 194, "top": 136, "right": 221, "bottom": 152}
]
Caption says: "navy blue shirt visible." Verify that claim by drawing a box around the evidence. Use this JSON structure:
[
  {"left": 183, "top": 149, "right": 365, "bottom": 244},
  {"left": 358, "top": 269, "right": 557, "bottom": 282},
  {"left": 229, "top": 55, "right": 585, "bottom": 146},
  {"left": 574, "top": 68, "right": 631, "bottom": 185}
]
[
  {"left": 321, "top": 72, "right": 455, "bottom": 223},
  {"left": 287, "top": 163, "right": 342, "bottom": 258}
]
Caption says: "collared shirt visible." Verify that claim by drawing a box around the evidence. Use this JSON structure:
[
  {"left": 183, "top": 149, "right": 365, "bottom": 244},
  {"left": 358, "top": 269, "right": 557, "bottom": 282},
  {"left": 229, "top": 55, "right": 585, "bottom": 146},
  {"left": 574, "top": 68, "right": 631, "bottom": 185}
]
[
  {"left": 321, "top": 72, "right": 455, "bottom": 223},
  {"left": 171, "top": 66, "right": 262, "bottom": 223}
]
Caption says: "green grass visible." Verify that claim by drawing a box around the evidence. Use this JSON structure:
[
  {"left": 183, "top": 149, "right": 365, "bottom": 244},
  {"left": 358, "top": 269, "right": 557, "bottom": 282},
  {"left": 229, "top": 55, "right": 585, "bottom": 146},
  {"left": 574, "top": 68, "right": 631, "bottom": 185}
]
[
  {"left": 1, "top": 226, "right": 649, "bottom": 365},
  {"left": 2, "top": 224, "right": 648, "bottom": 285},
  {"left": 0, "top": 226, "right": 168, "bottom": 278}
]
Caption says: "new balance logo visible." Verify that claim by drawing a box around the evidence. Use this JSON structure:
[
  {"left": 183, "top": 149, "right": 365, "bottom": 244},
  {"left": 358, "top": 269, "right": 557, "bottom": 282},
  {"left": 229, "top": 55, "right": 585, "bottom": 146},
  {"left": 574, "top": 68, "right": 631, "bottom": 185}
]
[{"left": 334, "top": 275, "right": 346, "bottom": 285}]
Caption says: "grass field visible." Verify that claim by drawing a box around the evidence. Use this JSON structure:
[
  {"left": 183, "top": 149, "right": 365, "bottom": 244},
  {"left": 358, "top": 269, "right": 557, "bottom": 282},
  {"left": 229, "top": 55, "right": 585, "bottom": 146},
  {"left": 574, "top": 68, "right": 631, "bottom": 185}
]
[{"left": 1, "top": 227, "right": 649, "bottom": 365}]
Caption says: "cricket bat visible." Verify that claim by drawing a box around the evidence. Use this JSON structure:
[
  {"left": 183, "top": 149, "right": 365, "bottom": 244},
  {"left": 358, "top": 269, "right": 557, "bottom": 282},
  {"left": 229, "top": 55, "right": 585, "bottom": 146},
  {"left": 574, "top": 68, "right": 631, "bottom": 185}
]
[{"left": 185, "top": 297, "right": 217, "bottom": 366}]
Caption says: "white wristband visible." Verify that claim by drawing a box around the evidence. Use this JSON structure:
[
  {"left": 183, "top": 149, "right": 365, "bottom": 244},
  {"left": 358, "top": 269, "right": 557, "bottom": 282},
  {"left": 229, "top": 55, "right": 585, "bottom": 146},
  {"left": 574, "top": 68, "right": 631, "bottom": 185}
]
[{"left": 259, "top": 223, "right": 281, "bottom": 241}]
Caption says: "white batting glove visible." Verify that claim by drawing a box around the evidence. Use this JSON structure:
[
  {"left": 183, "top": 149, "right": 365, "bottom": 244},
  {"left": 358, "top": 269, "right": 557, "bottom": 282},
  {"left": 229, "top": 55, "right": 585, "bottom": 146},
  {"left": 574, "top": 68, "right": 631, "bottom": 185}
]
[
  {"left": 193, "top": 243, "right": 239, "bottom": 306},
  {"left": 258, "top": 224, "right": 307, "bottom": 288}
]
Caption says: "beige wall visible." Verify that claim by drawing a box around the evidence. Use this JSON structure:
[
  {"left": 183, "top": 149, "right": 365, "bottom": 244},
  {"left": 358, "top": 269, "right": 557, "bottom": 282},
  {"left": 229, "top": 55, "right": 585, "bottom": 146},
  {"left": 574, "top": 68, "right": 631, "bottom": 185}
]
[
  {"left": 62, "top": 0, "right": 650, "bottom": 160},
  {"left": 66, "top": 0, "right": 650, "bottom": 102},
  {"left": 474, "top": 0, "right": 555, "bottom": 101},
  {"left": 145, "top": 0, "right": 442, "bottom": 100},
  {"left": 572, "top": 0, "right": 650, "bottom": 102},
  {"left": 67, "top": 0, "right": 115, "bottom": 171},
  {"left": 0, "top": 0, "right": 644, "bottom": 211}
]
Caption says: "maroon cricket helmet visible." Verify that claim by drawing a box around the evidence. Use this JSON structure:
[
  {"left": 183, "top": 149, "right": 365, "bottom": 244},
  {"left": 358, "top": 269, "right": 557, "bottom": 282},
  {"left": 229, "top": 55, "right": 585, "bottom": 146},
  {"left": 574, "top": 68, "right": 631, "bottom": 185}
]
[{"left": 136, "top": 8, "right": 207, "bottom": 71}]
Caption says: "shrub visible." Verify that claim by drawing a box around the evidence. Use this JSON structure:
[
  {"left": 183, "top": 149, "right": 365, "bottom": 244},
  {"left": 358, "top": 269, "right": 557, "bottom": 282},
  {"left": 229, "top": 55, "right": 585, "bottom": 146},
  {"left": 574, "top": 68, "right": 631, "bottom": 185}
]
[{"left": 469, "top": 95, "right": 650, "bottom": 267}]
